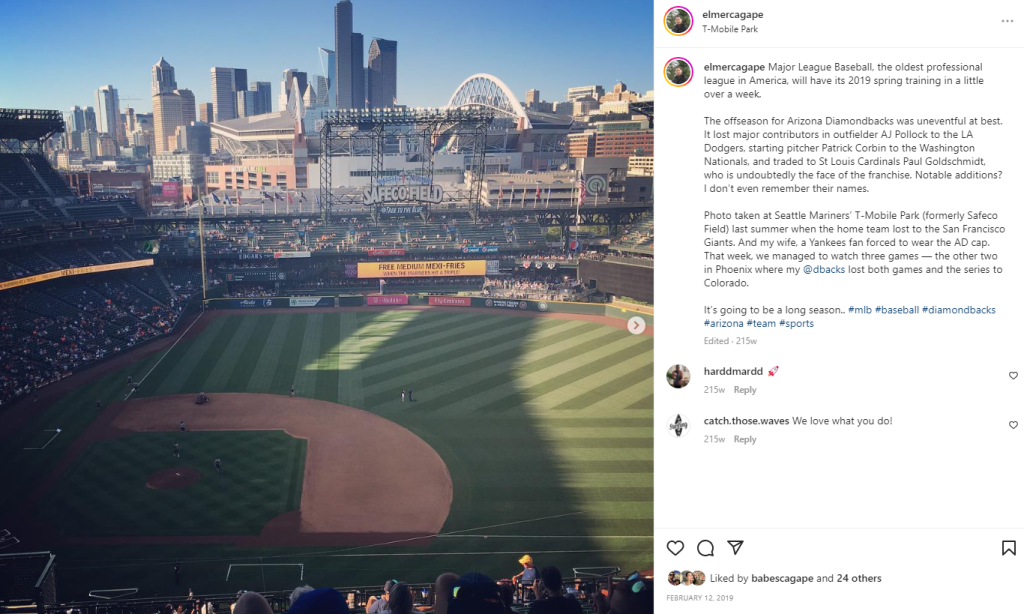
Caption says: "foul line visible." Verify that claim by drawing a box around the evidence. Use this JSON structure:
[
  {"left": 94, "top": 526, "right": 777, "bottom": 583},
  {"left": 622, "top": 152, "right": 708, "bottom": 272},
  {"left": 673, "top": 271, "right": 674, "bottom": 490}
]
[
  {"left": 23, "top": 429, "right": 61, "bottom": 451},
  {"left": 124, "top": 312, "right": 205, "bottom": 402}
]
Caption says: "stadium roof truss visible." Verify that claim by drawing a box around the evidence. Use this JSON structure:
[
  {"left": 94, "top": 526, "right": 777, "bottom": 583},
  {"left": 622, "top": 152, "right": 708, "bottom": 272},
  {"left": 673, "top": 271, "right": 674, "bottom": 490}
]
[
  {"left": 447, "top": 74, "right": 533, "bottom": 130},
  {"left": 0, "top": 109, "right": 65, "bottom": 153}
]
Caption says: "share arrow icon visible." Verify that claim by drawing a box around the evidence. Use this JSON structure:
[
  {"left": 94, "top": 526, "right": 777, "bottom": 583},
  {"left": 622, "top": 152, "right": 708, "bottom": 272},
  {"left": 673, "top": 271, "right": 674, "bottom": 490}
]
[{"left": 727, "top": 540, "right": 744, "bottom": 555}]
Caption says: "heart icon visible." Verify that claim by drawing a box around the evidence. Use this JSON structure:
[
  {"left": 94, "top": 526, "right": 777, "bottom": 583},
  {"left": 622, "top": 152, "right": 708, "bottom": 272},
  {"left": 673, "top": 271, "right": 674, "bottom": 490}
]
[
  {"left": 666, "top": 540, "right": 684, "bottom": 555},
  {"left": 1011, "top": 421, "right": 1018, "bottom": 430},
  {"left": 1010, "top": 372, "right": 1019, "bottom": 380}
]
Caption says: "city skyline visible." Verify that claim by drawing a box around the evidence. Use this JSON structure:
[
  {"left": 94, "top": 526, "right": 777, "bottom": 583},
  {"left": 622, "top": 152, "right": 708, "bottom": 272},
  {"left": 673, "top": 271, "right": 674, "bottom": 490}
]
[{"left": 0, "top": 0, "right": 651, "bottom": 115}]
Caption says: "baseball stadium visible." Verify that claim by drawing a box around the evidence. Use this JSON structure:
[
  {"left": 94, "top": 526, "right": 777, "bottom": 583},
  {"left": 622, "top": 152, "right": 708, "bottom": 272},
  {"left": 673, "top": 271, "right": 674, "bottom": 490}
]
[{"left": 0, "top": 103, "right": 655, "bottom": 613}]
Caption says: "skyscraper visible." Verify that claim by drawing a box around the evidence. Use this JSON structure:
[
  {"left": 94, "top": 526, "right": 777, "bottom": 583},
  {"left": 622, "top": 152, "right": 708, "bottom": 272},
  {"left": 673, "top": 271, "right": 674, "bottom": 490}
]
[
  {"left": 280, "top": 69, "right": 308, "bottom": 110},
  {"left": 175, "top": 88, "right": 196, "bottom": 125},
  {"left": 317, "top": 47, "right": 336, "bottom": 108},
  {"left": 334, "top": 0, "right": 353, "bottom": 108},
  {"left": 526, "top": 89, "right": 540, "bottom": 107},
  {"left": 236, "top": 90, "right": 255, "bottom": 117},
  {"left": 198, "top": 102, "right": 213, "bottom": 123},
  {"left": 211, "top": 67, "right": 238, "bottom": 121},
  {"left": 250, "top": 82, "right": 272, "bottom": 115},
  {"left": 152, "top": 92, "right": 184, "bottom": 155},
  {"left": 95, "top": 85, "right": 122, "bottom": 144},
  {"left": 152, "top": 57, "right": 177, "bottom": 95},
  {"left": 351, "top": 33, "right": 364, "bottom": 109},
  {"left": 367, "top": 38, "right": 397, "bottom": 108},
  {"left": 83, "top": 107, "right": 97, "bottom": 132},
  {"left": 68, "top": 106, "right": 85, "bottom": 133}
]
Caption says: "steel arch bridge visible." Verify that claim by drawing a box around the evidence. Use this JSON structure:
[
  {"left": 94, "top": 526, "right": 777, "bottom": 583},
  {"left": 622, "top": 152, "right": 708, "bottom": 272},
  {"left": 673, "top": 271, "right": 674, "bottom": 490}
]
[{"left": 446, "top": 74, "right": 532, "bottom": 130}]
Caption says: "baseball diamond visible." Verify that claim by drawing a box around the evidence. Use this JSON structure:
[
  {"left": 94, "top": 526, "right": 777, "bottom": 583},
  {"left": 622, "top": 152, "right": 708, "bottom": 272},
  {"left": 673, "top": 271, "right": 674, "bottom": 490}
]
[{"left": 0, "top": 307, "right": 653, "bottom": 598}]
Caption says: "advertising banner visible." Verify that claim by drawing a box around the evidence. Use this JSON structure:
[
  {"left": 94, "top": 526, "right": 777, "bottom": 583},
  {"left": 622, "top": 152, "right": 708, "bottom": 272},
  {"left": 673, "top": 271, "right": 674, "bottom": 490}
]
[
  {"left": 357, "top": 260, "right": 486, "bottom": 279},
  {"left": 231, "top": 298, "right": 276, "bottom": 309},
  {"left": 288, "top": 297, "right": 329, "bottom": 307},
  {"left": 367, "top": 248, "right": 406, "bottom": 256},
  {"left": 428, "top": 296, "right": 472, "bottom": 307},
  {"left": 483, "top": 298, "right": 531, "bottom": 310},
  {"left": 273, "top": 251, "right": 312, "bottom": 259},
  {"left": 461, "top": 246, "right": 499, "bottom": 254},
  {"left": 366, "top": 294, "right": 410, "bottom": 306},
  {"left": 0, "top": 259, "right": 155, "bottom": 292}
]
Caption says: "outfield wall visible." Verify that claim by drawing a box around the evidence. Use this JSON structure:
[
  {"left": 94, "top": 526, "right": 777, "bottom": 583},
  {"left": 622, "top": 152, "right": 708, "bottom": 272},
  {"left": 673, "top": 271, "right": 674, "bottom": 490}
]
[{"left": 202, "top": 294, "right": 653, "bottom": 324}]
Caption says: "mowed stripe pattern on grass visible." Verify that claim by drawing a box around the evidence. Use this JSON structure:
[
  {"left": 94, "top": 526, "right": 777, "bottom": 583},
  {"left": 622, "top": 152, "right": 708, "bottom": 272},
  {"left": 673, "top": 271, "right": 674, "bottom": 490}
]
[
  {"left": 42, "top": 430, "right": 305, "bottom": 536},
  {"left": 134, "top": 310, "right": 652, "bottom": 539}
]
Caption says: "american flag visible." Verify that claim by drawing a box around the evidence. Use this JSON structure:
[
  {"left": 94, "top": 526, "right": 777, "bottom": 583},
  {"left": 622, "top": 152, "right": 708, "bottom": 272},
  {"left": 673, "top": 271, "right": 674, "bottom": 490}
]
[{"left": 578, "top": 176, "right": 586, "bottom": 206}]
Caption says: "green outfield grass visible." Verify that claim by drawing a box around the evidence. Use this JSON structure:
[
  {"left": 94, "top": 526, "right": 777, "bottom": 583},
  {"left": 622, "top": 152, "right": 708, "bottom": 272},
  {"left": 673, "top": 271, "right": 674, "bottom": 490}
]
[
  {"left": 6, "top": 309, "right": 653, "bottom": 599},
  {"left": 41, "top": 431, "right": 305, "bottom": 537}
]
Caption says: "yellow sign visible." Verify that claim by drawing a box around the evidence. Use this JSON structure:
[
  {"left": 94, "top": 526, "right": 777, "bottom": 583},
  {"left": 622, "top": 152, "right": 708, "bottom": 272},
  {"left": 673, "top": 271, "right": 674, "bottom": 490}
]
[
  {"left": 0, "top": 259, "right": 155, "bottom": 292},
  {"left": 357, "top": 260, "right": 486, "bottom": 279}
]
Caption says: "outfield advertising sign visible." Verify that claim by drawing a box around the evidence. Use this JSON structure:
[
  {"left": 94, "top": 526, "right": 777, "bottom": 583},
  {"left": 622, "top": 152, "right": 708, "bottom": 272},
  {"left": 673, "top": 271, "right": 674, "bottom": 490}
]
[
  {"left": 366, "top": 294, "right": 410, "bottom": 306},
  {"left": 289, "top": 297, "right": 327, "bottom": 307},
  {"left": 483, "top": 298, "right": 530, "bottom": 310},
  {"left": 357, "top": 260, "right": 486, "bottom": 279},
  {"left": 428, "top": 296, "right": 472, "bottom": 307},
  {"left": 461, "top": 246, "right": 498, "bottom": 254}
]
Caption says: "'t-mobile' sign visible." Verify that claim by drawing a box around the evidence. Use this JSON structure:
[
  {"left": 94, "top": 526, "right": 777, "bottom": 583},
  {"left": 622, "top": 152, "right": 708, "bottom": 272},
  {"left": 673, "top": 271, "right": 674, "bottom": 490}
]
[{"left": 357, "top": 260, "right": 486, "bottom": 279}]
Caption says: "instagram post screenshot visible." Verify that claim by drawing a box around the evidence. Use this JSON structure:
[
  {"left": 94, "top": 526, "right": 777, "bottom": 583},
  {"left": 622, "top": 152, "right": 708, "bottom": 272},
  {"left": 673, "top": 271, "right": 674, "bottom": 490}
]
[
  {"left": 0, "top": 2, "right": 659, "bottom": 614},
  {"left": 656, "top": 0, "right": 1021, "bottom": 612},
  {"left": 0, "top": 1, "right": 1019, "bottom": 613}
]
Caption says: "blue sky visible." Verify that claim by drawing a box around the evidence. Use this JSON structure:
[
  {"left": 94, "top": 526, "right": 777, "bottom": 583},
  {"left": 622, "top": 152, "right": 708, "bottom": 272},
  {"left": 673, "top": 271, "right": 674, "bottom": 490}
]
[{"left": 0, "top": 0, "right": 652, "bottom": 114}]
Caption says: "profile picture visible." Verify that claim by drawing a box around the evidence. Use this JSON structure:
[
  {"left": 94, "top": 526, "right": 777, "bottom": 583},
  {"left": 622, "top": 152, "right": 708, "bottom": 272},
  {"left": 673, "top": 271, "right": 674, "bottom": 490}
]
[
  {"left": 665, "top": 7, "right": 693, "bottom": 35},
  {"left": 668, "top": 570, "right": 688, "bottom": 586},
  {"left": 665, "top": 58, "right": 693, "bottom": 87},
  {"left": 682, "top": 571, "right": 696, "bottom": 586},
  {"left": 667, "top": 414, "right": 690, "bottom": 438},
  {"left": 666, "top": 364, "right": 691, "bottom": 388},
  {"left": 693, "top": 571, "right": 706, "bottom": 586}
]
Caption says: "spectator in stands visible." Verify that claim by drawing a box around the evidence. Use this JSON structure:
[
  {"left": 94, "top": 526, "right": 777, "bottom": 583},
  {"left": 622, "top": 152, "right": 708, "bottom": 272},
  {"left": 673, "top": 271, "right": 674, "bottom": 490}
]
[
  {"left": 512, "top": 554, "right": 538, "bottom": 587},
  {"left": 385, "top": 582, "right": 414, "bottom": 614},
  {"left": 448, "top": 572, "right": 505, "bottom": 614},
  {"left": 289, "top": 585, "right": 316, "bottom": 607},
  {"left": 433, "top": 573, "right": 459, "bottom": 614},
  {"left": 232, "top": 592, "right": 273, "bottom": 614},
  {"left": 592, "top": 575, "right": 653, "bottom": 614},
  {"left": 529, "top": 567, "right": 583, "bottom": 614},
  {"left": 287, "top": 587, "right": 349, "bottom": 614},
  {"left": 365, "top": 579, "right": 396, "bottom": 613}
]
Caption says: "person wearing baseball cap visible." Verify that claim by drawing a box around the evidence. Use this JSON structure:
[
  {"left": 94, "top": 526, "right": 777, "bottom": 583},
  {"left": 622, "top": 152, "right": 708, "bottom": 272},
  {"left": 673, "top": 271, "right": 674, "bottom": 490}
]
[
  {"left": 513, "top": 554, "right": 537, "bottom": 587},
  {"left": 448, "top": 572, "right": 504, "bottom": 614}
]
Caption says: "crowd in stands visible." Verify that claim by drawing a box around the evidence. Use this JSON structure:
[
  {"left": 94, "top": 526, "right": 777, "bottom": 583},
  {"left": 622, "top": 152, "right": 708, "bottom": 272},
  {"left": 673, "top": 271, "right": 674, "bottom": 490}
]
[
  {"left": 482, "top": 275, "right": 585, "bottom": 302},
  {"left": 0, "top": 267, "right": 201, "bottom": 407},
  {"left": 109, "top": 560, "right": 650, "bottom": 614},
  {"left": 224, "top": 285, "right": 276, "bottom": 298},
  {"left": 0, "top": 237, "right": 154, "bottom": 283}
]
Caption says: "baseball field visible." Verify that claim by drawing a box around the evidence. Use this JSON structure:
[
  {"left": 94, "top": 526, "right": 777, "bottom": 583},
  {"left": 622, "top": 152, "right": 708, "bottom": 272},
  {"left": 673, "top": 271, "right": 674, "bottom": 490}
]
[{"left": 0, "top": 307, "right": 653, "bottom": 599}]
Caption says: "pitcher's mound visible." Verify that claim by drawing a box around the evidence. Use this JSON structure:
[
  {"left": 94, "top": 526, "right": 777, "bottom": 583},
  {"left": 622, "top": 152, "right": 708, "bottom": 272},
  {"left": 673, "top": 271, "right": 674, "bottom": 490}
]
[{"left": 146, "top": 467, "right": 200, "bottom": 490}]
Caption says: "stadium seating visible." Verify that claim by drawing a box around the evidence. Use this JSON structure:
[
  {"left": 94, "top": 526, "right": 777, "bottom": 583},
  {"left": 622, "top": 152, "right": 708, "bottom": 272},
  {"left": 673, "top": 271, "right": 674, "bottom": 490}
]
[{"left": 23, "top": 154, "right": 74, "bottom": 197}]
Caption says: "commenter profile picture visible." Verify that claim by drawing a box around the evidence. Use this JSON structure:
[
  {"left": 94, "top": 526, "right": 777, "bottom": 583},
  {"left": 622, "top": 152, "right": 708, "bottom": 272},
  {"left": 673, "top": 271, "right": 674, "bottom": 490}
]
[
  {"left": 667, "top": 364, "right": 691, "bottom": 388},
  {"left": 665, "top": 58, "right": 693, "bottom": 87},
  {"left": 665, "top": 7, "right": 694, "bottom": 35}
]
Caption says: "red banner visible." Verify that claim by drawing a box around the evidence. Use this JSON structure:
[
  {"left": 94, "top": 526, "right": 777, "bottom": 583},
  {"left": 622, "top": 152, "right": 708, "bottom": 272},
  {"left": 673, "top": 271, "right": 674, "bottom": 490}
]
[
  {"left": 367, "top": 294, "right": 409, "bottom": 306},
  {"left": 429, "top": 296, "right": 472, "bottom": 307},
  {"left": 367, "top": 248, "right": 406, "bottom": 256}
]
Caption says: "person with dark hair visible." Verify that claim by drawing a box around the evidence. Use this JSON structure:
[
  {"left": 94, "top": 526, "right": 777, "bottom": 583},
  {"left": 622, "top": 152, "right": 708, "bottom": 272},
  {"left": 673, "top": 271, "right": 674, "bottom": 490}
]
[
  {"left": 498, "top": 584, "right": 515, "bottom": 613},
  {"left": 233, "top": 592, "right": 274, "bottom": 614},
  {"left": 529, "top": 567, "right": 583, "bottom": 614},
  {"left": 386, "top": 582, "right": 413, "bottom": 614},
  {"left": 593, "top": 574, "right": 653, "bottom": 614},
  {"left": 669, "top": 12, "right": 690, "bottom": 33},
  {"left": 669, "top": 63, "right": 690, "bottom": 85},
  {"left": 366, "top": 580, "right": 397, "bottom": 614},
  {"left": 448, "top": 573, "right": 505, "bottom": 614}
]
